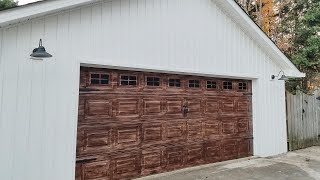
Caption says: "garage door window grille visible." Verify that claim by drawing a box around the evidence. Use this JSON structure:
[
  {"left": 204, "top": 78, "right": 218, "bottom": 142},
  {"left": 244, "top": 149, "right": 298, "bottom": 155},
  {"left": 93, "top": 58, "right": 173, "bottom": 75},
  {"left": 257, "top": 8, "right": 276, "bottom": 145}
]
[
  {"left": 146, "top": 77, "right": 160, "bottom": 86},
  {"left": 120, "top": 75, "right": 137, "bottom": 86},
  {"left": 189, "top": 80, "right": 200, "bottom": 88},
  {"left": 223, "top": 81, "right": 233, "bottom": 90},
  {"left": 90, "top": 73, "right": 109, "bottom": 85},
  {"left": 206, "top": 81, "right": 217, "bottom": 89},
  {"left": 169, "top": 79, "right": 181, "bottom": 87},
  {"left": 238, "top": 82, "right": 247, "bottom": 90}
]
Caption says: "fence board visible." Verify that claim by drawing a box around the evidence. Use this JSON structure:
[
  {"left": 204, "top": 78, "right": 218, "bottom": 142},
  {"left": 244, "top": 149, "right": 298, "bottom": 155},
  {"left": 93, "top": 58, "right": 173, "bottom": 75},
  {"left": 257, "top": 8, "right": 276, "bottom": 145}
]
[{"left": 287, "top": 90, "right": 320, "bottom": 151}]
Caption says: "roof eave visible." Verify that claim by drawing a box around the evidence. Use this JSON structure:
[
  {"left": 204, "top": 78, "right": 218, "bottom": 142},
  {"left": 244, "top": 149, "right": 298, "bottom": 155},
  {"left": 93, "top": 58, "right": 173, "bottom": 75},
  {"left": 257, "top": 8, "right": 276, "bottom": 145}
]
[{"left": 0, "top": 0, "right": 97, "bottom": 28}]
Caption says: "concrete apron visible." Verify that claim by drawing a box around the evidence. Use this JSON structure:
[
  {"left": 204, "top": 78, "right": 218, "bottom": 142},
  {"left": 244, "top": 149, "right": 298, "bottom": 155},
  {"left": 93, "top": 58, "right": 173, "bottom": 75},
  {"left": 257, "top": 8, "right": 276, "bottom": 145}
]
[{"left": 137, "top": 147, "right": 320, "bottom": 180}]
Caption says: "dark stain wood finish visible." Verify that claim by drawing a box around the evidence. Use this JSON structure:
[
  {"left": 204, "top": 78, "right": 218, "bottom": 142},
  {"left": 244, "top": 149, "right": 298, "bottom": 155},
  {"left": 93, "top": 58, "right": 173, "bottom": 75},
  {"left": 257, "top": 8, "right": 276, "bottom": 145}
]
[{"left": 76, "top": 67, "right": 253, "bottom": 180}]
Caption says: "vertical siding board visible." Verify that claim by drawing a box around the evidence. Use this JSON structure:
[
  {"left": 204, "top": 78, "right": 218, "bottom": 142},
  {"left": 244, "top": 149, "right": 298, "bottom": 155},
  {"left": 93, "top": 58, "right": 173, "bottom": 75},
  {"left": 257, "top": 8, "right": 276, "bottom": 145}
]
[
  {"left": 69, "top": 9, "right": 82, "bottom": 180},
  {"left": 102, "top": 1, "right": 113, "bottom": 62},
  {"left": 0, "top": 29, "right": 3, "bottom": 118},
  {"left": 92, "top": 3, "right": 103, "bottom": 59},
  {"left": 55, "top": 12, "right": 72, "bottom": 180},
  {"left": 0, "top": 27, "right": 18, "bottom": 180},
  {"left": 26, "top": 18, "right": 45, "bottom": 180},
  {"left": 42, "top": 15, "right": 58, "bottom": 180},
  {"left": 12, "top": 23, "right": 32, "bottom": 180}
]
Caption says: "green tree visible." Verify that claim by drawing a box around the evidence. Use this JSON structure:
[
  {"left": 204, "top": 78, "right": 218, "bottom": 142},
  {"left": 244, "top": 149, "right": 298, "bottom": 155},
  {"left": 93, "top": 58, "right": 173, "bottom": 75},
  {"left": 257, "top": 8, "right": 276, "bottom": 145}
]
[
  {"left": 278, "top": 0, "right": 320, "bottom": 92},
  {"left": 0, "top": 0, "right": 17, "bottom": 11}
]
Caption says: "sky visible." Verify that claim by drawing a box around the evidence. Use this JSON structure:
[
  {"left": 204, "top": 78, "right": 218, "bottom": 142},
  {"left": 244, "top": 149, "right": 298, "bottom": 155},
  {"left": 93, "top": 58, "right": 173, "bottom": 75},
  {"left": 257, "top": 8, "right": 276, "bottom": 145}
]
[{"left": 18, "top": 0, "right": 40, "bottom": 5}]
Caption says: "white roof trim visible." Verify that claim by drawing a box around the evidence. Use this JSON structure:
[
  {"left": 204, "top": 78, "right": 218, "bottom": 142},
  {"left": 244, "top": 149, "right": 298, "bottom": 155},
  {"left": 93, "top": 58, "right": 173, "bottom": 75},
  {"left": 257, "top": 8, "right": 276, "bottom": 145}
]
[
  {"left": 0, "top": 0, "right": 101, "bottom": 28},
  {"left": 0, "top": 0, "right": 305, "bottom": 78}
]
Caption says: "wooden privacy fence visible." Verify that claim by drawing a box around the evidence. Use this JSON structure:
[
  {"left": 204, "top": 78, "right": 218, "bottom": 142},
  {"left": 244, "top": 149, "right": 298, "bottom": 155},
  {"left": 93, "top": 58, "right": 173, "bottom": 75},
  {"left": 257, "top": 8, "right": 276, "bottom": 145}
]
[{"left": 286, "top": 90, "right": 320, "bottom": 151}]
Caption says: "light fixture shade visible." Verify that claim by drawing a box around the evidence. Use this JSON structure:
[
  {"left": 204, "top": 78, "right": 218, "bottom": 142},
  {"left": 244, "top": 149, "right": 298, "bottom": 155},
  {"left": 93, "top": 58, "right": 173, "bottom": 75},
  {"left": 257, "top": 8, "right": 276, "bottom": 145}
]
[
  {"left": 30, "top": 39, "right": 52, "bottom": 58},
  {"left": 278, "top": 75, "right": 289, "bottom": 81}
]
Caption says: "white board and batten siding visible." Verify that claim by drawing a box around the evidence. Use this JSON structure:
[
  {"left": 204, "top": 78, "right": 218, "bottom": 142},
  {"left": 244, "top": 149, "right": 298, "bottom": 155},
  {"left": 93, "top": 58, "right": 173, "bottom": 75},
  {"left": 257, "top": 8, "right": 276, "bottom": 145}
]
[{"left": 0, "top": 0, "right": 288, "bottom": 179}]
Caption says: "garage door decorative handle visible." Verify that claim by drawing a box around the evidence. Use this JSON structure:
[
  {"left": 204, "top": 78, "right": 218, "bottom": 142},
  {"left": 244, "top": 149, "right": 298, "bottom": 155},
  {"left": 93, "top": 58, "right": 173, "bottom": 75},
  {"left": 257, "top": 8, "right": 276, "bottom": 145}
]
[
  {"left": 183, "top": 105, "right": 189, "bottom": 115},
  {"left": 76, "top": 157, "right": 97, "bottom": 164}
]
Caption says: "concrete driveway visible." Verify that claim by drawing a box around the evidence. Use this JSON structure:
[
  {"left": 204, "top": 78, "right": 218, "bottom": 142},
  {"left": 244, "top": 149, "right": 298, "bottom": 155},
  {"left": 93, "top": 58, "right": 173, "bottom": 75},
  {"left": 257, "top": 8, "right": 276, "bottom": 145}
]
[{"left": 138, "top": 147, "right": 320, "bottom": 180}]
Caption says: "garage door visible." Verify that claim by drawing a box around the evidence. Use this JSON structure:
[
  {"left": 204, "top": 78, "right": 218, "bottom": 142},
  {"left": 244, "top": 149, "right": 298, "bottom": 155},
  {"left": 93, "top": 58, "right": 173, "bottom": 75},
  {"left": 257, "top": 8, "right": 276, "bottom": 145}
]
[{"left": 75, "top": 67, "right": 253, "bottom": 180}]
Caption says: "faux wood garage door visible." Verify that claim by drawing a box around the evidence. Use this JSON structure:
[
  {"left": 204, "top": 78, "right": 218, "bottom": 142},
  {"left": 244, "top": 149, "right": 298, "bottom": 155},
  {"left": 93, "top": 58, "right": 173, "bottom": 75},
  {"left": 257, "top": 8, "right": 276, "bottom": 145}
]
[{"left": 75, "top": 67, "right": 253, "bottom": 180}]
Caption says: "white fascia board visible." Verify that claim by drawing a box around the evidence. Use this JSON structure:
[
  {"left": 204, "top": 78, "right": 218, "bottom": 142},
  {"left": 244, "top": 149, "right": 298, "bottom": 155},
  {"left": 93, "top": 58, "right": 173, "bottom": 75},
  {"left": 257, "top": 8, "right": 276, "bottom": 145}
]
[
  {"left": 0, "top": 0, "right": 98, "bottom": 28},
  {"left": 213, "top": 0, "right": 304, "bottom": 78},
  {"left": 286, "top": 70, "right": 306, "bottom": 78}
]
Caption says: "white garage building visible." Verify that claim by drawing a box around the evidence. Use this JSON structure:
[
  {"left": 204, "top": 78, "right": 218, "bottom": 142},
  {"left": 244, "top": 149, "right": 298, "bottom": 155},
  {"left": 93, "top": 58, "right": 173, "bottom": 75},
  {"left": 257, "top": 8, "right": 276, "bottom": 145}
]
[{"left": 0, "top": 0, "right": 304, "bottom": 179}]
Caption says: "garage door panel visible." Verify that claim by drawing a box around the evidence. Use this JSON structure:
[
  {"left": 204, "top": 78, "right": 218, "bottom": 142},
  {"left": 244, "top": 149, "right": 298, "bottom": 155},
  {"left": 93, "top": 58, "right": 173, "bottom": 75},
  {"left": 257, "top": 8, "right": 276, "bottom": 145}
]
[
  {"left": 165, "top": 146, "right": 185, "bottom": 170},
  {"left": 83, "top": 161, "right": 111, "bottom": 180},
  {"left": 237, "top": 120, "right": 250, "bottom": 134},
  {"left": 116, "top": 98, "right": 140, "bottom": 117},
  {"left": 165, "top": 98, "right": 184, "bottom": 118},
  {"left": 222, "top": 121, "right": 236, "bottom": 135},
  {"left": 86, "top": 99, "right": 113, "bottom": 117},
  {"left": 113, "top": 153, "right": 141, "bottom": 179},
  {"left": 187, "top": 120, "right": 203, "bottom": 140},
  {"left": 186, "top": 99, "right": 202, "bottom": 117},
  {"left": 141, "top": 148, "right": 164, "bottom": 176},
  {"left": 142, "top": 123, "right": 164, "bottom": 143},
  {"left": 236, "top": 101, "right": 250, "bottom": 113},
  {"left": 203, "top": 120, "right": 221, "bottom": 138},
  {"left": 75, "top": 164, "right": 83, "bottom": 180},
  {"left": 220, "top": 99, "right": 235, "bottom": 113},
  {"left": 79, "top": 97, "right": 86, "bottom": 116},
  {"left": 142, "top": 98, "right": 163, "bottom": 116},
  {"left": 185, "top": 143, "right": 205, "bottom": 165},
  {"left": 222, "top": 140, "right": 238, "bottom": 160},
  {"left": 165, "top": 121, "right": 187, "bottom": 142},
  {"left": 238, "top": 139, "right": 252, "bottom": 158},
  {"left": 204, "top": 141, "right": 222, "bottom": 163},
  {"left": 204, "top": 98, "right": 220, "bottom": 115},
  {"left": 82, "top": 127, "right": 113, "bottom": 155},
  {"left": 115, "top": 125, "right": 141, "bottom": 149},
  {"left": 76, "top": 68, "right": 253, "bottom": 179},
  {"left": 76, "top": 130, "right": 85, "bottom": 155}
]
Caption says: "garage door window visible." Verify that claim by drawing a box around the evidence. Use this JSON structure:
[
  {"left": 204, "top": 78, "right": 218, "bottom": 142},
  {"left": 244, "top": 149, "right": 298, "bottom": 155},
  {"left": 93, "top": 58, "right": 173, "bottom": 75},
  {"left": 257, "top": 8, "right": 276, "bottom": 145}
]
[
  {"left": 120, "top": 75, "right": 137, "bottom": 86},
  {"left": 90, "top": 73, "right": 109, "bottom": 85},
  {"left": 238, "top": 82, "right": 247, "bottom": 90},
  {"left": 169, "top": 79, "right": 181, "bottom": 87},
  {"left": 223, "top": 81, "right": 233, "bottom": 90},
  {"left": 189, "top": 80, "right": 200, "bottom": 88},
  {"left": 146, "top": 77, "right": 160, "bottom": 86},
  {"left": 207, "top": 81, "right": 217, "bottom": 89}
]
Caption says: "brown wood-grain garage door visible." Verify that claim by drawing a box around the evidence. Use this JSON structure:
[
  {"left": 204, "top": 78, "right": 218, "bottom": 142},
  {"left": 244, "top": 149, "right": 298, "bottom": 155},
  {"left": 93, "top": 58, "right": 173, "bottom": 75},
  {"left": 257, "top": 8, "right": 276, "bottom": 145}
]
[{"left": 75, "top": 67, "right": 253, "bottom": 180}]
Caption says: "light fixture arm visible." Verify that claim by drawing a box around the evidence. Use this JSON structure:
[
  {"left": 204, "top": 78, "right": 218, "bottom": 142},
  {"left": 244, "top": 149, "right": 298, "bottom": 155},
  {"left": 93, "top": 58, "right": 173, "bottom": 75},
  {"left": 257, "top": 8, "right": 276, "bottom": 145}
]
[{"left": 271, "top": 70, "right": 285, "bottom": 80}]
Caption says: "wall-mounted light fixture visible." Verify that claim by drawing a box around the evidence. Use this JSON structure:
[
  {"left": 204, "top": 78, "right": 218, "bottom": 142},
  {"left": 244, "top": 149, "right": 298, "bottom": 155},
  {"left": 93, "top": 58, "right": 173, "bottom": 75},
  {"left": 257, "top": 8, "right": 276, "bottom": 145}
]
[
  {"left": 271, "top": 70, "right": 289, "bottom": 81},
  {"left": 30, "top": 39, "right": 52, "bottom": 58}
]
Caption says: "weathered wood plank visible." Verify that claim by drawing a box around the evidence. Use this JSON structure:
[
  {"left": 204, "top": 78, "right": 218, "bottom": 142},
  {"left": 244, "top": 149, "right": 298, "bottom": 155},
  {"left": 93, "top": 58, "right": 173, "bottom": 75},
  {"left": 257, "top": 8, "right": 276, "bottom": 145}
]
[{"left": 286, "top": 90, "right": 320, "bottom": 151}]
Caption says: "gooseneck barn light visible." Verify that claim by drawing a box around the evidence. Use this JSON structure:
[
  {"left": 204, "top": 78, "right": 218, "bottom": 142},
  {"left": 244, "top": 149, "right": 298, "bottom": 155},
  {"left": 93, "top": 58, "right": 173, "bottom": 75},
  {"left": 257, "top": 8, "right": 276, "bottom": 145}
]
[
  {"left": 271, "top": 70, "right": 289, "bottom": 81},
  {"left": 30, "top": 39, "right": 52, "bottom": 58}
]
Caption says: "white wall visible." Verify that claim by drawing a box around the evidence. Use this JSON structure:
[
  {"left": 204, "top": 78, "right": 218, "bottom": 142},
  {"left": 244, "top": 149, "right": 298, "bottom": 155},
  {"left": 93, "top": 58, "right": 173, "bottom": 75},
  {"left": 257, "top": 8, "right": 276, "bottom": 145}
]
[{"left": 0, "top": 0, "right": 287, "bottom": 179}]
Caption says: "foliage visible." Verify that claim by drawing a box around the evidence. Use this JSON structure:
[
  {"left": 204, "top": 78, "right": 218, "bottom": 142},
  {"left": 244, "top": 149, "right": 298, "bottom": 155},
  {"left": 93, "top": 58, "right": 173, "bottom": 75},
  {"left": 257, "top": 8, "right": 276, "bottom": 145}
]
[
  {"left": 278, "top": 0, "right": 320, "bottom": 92},
  {"left": 235, "top": 0, "right": 320, "bottom": 92},
  {"left": 235, "top": 0, "right": 279, "bottom": 42},
  {"left": 261, "top": 0, "right": 277, "bottom": 37},
  {"left": 0, "top": 0, "right": 17, "bottom": 11}
]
